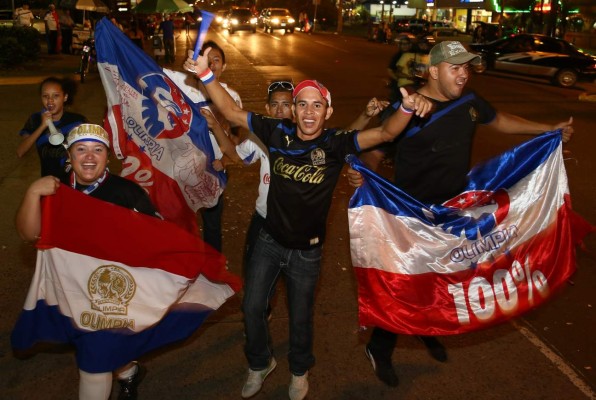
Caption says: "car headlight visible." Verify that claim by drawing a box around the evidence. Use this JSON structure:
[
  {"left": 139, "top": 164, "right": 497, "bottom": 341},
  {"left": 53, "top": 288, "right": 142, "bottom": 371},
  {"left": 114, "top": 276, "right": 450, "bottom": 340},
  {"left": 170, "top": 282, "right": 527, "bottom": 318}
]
[
  {"left": 250, "top": 18, "right": 257, "bottom": 24},
  {"left": 288, "top": 18, "right": 295, "bottom": 24},
  {"left": 272, "top": 18, "right": 280, "bottom": 24},
  {"left": 231, "top": 18, "right": 239, "bottom": 25}
]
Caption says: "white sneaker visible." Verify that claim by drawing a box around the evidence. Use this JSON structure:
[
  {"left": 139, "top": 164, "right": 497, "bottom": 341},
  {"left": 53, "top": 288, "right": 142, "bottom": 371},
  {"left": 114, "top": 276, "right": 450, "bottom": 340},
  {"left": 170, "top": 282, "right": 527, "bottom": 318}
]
[
  {"left": 241, "top": 358, "right": 277, "bottom": 399},
  {"left": 288, "top": 371, "right": 309, "bottom": 400}
]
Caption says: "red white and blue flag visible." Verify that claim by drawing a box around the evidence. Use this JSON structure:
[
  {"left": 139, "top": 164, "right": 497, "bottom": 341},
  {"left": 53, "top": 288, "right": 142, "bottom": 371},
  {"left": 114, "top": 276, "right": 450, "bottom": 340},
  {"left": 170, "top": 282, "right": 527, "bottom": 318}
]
[
  {"left": 95, "top": 18, "right": 224, "bottom": 235},
  {"left": 11, "top": 185, "right": 241, "bottom": 373},
  {"left": 348, "top": 131, "right": 592, "bottom": 336}
]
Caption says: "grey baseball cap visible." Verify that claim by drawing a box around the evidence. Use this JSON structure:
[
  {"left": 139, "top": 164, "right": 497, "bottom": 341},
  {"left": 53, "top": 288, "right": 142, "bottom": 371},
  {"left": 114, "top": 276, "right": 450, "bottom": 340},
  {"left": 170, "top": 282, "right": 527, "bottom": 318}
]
[{"left": 429, "top": 41, "right": 481, "bottom": 66}]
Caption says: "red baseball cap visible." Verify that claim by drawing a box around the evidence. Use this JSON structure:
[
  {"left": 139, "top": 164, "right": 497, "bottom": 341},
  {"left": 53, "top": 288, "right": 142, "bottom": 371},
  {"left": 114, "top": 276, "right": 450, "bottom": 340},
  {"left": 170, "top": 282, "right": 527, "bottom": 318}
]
[{"left": 292, "top": 80, "right": 331, "bottom": 106}]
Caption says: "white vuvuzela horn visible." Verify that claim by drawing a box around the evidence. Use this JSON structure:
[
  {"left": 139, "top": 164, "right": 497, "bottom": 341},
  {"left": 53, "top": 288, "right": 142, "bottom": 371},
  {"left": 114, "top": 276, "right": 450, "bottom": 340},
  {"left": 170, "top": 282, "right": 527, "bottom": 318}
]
[{"left": 46, "top": 119, "right": 65, "bottom": 146}]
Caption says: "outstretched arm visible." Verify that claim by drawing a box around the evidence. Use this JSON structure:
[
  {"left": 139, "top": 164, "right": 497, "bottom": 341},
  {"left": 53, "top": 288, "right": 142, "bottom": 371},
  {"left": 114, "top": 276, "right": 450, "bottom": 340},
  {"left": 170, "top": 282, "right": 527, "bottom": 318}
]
[
  {"left": 15, "top": 176, "right": 61, "bottom": 242},
  {"left": 347, "top": 98, "right": 390, "bottom": 130},
  {"left": 184, "top": 49, "right": 250, "bottom": 132},
  {"left": 356, "top": 87, "right": 433, "bottom": 151},
  {"left": 489, "top": 113, "right": 573, "bottom": 143}
]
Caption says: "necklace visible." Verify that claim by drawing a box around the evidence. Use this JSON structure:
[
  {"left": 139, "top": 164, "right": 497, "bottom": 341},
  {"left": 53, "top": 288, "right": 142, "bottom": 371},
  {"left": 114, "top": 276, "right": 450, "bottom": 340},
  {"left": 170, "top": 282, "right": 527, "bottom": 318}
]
[{"left": 70, "top": 169, "right": 108, "bottom": 194}]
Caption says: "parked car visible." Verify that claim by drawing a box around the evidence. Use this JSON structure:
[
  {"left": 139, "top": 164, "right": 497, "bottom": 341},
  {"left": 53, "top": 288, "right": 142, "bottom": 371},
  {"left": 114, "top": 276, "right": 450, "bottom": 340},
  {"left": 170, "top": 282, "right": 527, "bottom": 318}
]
[
  {"left": 470, "top": 21, "right": 517, "bottom": 43},
  {"left": 398, "top": 18, "right": 430, "bottom": 35},
  {"left": 171, "top": 13, "right": 186, "bottom": 29},
  {"left": 222, "top": 8, "right": 257, "bottom": 34},
  {"left": 429, "top": 21, "right": 458, "bottom": 37},
  {"left": 261, "top": 8, "right": 295, "bottom": 34},
  {"left": 469, "top": 34, "right": 596, "bottom": 87}
]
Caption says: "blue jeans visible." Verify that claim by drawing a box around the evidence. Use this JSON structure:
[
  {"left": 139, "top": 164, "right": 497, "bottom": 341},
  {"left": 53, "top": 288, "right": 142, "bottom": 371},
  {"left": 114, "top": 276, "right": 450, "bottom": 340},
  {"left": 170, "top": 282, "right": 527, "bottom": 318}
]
[
  {"left": 244, "top": 212, "right": 265, "bottom": 267},
  {"left": 242, "top": 229, "right": 321, "bottom": 375}
]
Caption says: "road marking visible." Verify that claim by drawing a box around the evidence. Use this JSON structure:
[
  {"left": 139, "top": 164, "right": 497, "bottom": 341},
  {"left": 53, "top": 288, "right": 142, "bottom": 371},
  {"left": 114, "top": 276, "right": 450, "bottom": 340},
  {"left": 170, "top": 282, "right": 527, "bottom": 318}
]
[
  {"left": 313, "top": 40, "right": 349, "bottom": 53},
  {"left": 513, "top": 320, "right": 596, "bottom": 399}
]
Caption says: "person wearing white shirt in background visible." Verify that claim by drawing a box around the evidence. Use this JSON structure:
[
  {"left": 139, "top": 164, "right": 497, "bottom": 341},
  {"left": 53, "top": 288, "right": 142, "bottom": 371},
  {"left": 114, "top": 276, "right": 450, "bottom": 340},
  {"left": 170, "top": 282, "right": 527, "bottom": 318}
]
[
  {"left": 44, "top": 4, "right": 59, "bottom": 54},
  {"left": 163, "top": 40, "right": 241, "bottom": 253},
  {"left": 14, "top": 2, "right": 35, "bottom": 27},
  {"left": 59, "top": 9, "right": 75, "bottom": 54}
]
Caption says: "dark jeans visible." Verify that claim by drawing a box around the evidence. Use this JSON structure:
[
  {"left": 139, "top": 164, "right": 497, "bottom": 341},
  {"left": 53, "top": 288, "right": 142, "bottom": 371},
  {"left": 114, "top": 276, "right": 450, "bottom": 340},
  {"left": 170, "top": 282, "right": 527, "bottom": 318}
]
[
  {"left": 200, "top": 195, "right": 223, "bottom": 252},
  {"left": 61, "top": 28, "right": 73, "bottom": 54},
  {"left": 242, "top": 229, "right": 321, "bottom": 375},
  {"left": 368, "top": 327, "right": 398, "bottom": 356},
  {"left": 163, "top": 38, "right": 174, "bottom": 63},
  {"left": 243, "top": 212, "right": 265, "bottom": 267},
  {"left": 244, "top": 213, "right": 276, "bottom": 315},
  {"left": 47, "top": 30, "right": 58, "bottom": 54},
  {"left": 368, "top": 328, "right": 443, "bottom": 359}
]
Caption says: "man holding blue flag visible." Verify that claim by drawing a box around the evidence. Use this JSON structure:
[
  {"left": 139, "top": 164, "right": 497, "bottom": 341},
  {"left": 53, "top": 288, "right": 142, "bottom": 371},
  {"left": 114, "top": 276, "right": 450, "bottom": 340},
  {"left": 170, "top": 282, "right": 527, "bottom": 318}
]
[{"left": 348, "top": 40, "right": 574, "bottom": 388}]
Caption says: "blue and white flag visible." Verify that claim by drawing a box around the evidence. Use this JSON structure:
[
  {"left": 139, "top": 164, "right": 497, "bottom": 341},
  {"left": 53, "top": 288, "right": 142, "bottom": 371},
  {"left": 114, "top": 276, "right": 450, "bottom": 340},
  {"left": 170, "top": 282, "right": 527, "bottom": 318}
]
[{"left": 95, "top": 18, "right": 224, "bottom": 235}]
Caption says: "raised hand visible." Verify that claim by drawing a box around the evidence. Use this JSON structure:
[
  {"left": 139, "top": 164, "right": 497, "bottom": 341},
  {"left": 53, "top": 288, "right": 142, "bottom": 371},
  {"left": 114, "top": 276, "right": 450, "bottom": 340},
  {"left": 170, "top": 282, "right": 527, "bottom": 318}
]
[
  {"left": 183, "top": 47, "right": 212, "bottom": 77},
  {"left": 553, "top": 116, "right": 573, "bottom": 143},
  {"left": 400, "top": 87, "right": 433, "bottom": 118},
  {"left": 365, "top": 98, "right": 390, "bottom": 118}
]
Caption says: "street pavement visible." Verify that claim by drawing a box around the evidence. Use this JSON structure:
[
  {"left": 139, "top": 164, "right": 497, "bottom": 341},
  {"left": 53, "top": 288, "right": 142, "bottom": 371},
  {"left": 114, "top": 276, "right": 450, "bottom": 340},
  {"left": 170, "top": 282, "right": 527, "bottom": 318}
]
[{"left": 0, "top": 31, "right": 594, "bottom": 400}]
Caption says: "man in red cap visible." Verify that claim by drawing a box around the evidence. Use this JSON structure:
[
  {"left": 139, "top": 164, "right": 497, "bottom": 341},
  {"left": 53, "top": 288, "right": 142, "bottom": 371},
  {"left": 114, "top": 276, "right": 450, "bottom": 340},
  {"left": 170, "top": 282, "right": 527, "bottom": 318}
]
[{"left": 184, "top": 51, "right": 433, "bottom": 400}]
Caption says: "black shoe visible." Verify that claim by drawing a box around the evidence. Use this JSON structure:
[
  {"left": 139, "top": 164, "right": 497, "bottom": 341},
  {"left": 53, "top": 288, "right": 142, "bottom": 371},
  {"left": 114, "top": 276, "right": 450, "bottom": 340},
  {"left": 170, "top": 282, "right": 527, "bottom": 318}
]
[
  {"left": 365, "top": 345, "right": 399, "bottom": 387},
  {"left": 418, "top": 336, "right": 447, "bottom": 362},
  {"left": 117, "top": 362, "right": 146, "bottom": 400}
]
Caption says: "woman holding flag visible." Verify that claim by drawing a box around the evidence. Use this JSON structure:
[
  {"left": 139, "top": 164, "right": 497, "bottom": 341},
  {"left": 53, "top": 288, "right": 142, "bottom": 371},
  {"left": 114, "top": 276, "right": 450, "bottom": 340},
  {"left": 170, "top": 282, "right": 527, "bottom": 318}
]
[{"left": 15, "top": 124, "right": 158, "bottom": 400}]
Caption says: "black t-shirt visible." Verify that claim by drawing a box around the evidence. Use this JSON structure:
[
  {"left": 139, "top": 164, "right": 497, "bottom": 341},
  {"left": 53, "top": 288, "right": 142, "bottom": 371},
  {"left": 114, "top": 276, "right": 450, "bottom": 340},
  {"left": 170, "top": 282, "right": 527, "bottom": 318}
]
[
  {"left": 61, "top": 173, "right": 159, "bottom": 217},
  {"left": 20, "top": 111, "right": 87, "bottom": 179},
  {"left": 391, "top": 89, "right": 496, "bottom": 204},
  {"left": 249, "top": 113, "right": 360, "bottom": 249}
]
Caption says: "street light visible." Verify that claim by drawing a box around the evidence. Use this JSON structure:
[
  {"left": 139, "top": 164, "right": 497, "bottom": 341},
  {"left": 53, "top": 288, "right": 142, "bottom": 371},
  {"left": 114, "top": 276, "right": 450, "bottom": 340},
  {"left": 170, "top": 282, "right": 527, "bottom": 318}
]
[
  {"left": 390, "top": 0, "right": 396, "bottom": 23},
  {"left": 380, "top": 0, "right": 384, "bottom": 22}
]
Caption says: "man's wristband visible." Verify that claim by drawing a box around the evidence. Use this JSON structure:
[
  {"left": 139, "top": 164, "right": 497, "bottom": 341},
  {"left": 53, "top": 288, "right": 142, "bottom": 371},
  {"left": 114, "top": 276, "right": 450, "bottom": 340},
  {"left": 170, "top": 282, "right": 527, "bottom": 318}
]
[
  {"left": 199, "top": 69, "right": 215, "bottom": 84},
  {"left": 400, "top": 104, "right": 414, "bottom": 114}
]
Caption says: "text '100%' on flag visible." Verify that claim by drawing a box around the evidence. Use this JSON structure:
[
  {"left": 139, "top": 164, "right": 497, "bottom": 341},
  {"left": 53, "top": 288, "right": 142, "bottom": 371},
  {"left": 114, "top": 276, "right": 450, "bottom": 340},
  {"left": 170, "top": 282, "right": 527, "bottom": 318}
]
[
  {"left": 95, "top": 18, "right": 225, "bottom": 235},
  {"left": 348, "top": 132, "right": 593, "bottom": 336},
  {"left": 11, "top": 185, "right": 241, "bottom": 373}
]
